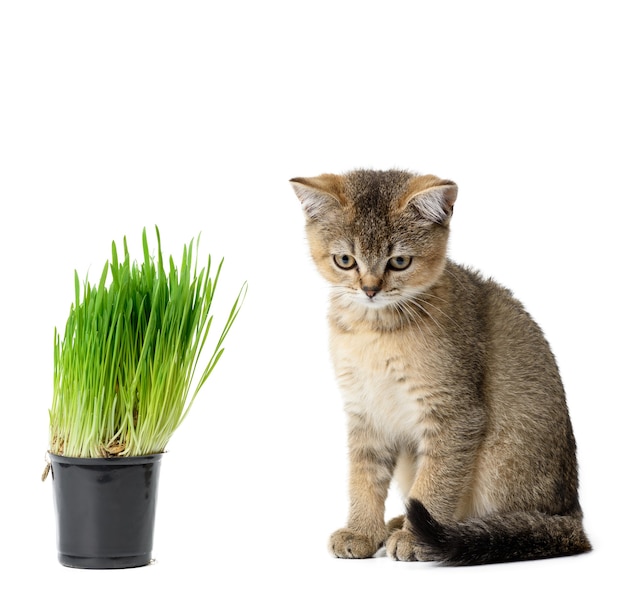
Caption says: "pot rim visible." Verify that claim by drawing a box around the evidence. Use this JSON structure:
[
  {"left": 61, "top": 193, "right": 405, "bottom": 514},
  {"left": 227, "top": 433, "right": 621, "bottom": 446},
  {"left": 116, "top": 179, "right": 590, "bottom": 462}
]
[{"left": 48, "top": 452, "right": 164, "bottom": 466}]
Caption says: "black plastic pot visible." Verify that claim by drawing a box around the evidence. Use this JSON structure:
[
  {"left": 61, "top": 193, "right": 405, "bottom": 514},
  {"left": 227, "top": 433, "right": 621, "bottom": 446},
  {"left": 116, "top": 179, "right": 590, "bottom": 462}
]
[{"left": 49, "top": 453, "right": 163, "bottom": 569}]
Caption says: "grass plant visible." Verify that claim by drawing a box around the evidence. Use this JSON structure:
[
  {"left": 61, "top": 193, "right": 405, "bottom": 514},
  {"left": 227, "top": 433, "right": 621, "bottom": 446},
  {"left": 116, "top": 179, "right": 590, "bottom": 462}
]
[{"left": 49, "top": 227, "right": 246, "bottom": 458}]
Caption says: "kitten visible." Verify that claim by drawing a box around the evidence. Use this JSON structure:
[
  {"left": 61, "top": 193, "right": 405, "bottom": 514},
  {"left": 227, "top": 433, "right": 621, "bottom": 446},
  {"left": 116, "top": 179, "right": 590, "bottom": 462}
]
[{"left": 291, "top": 169, "right": 591, "bottom": 565}]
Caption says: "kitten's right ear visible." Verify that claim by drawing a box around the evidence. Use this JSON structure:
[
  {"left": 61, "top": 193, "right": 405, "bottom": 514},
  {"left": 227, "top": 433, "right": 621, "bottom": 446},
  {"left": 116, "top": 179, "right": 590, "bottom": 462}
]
[
  {"left": 400, "top": 177, "right": 458, "bottom": 225},
  {"left": 290, "top": 174, "right": 346, "bottom": 220}
]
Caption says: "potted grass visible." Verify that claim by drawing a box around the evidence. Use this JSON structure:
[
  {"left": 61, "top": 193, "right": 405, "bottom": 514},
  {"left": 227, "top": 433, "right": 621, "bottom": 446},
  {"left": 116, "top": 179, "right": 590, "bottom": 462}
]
[{"left": 44, "top": 226, "right": 246, "bottom": 569}]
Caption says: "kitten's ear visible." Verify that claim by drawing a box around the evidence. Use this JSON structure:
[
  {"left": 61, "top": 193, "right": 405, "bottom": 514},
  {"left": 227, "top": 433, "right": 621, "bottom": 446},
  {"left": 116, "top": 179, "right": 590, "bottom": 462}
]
[
  {"left": 290, "top": 174, "right": 346, "bottom": 220},
  {"left": 400, "top": 177, "right": 458, "bottom": 225}
]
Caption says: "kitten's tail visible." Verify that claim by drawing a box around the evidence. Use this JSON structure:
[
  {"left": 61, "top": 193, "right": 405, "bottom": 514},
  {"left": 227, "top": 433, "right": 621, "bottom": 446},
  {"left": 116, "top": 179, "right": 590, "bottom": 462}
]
[{"left": 406, "top": 499, "right": 592, "bottom": 566}]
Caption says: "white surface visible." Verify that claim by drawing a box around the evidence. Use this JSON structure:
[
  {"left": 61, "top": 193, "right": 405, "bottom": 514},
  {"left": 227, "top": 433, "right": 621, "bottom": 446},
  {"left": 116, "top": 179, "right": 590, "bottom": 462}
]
[{"left": 1, "top": 1, "right": 623, "bottom": 591}]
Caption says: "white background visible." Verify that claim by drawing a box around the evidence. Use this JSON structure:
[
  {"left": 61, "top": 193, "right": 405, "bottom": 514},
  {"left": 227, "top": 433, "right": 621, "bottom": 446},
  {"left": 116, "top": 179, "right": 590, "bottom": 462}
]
[{"left": 1, "top": 1, "right": 624, "bottom": 591}]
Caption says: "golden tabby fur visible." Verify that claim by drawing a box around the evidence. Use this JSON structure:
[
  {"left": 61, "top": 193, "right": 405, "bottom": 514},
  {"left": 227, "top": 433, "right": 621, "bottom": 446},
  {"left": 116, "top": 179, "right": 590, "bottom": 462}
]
[{"left": 291, "top": 169, "right": 590, "bottom": 565}]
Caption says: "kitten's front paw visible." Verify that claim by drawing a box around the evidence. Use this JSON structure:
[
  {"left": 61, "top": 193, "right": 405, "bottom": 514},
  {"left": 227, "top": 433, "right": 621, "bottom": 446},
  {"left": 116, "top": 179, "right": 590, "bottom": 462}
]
[
  {"left": 329, "top": 528, "right": 383, "bottom": 559},
  {"left": 386, "top": 515, "right": 405, "bottom": 535},
  {"left": 386, "top": 528, "right": 434, "bottom": 562}
]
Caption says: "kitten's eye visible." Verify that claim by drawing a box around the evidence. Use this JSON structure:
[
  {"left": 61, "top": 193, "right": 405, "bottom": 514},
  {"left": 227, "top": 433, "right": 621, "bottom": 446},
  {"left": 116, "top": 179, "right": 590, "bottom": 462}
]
[
  {"left": 387, "top": 256, "right": 412, "bottom": 271},
  {"left": 333, "top": 254, "right": 357, "bottom": 270}
]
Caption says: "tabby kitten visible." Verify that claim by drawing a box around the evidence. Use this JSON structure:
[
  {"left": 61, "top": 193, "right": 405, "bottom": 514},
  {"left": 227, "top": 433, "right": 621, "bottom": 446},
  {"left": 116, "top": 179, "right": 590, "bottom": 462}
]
[{"left": 291, "top": 169, "right": 591, "bottom": 565}]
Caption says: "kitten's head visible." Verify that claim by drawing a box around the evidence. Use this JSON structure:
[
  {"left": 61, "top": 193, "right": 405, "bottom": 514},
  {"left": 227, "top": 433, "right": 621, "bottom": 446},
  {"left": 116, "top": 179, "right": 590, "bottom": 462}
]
[{"left": 291, "top": 169, "right": 457, "bottom": 317}]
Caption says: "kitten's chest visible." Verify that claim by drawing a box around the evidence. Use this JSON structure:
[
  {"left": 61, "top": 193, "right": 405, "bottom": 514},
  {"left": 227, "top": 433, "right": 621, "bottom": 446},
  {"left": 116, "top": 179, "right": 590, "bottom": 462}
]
[{"left": 330, "top": 329, "right": 437, "bottom": 438}]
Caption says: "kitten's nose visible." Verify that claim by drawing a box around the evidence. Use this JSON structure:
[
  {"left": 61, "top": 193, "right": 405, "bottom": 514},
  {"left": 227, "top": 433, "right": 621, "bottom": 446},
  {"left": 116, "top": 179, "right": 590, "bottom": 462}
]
[{"left": 362, "top": 285, "right": 381, "bottom": 299}]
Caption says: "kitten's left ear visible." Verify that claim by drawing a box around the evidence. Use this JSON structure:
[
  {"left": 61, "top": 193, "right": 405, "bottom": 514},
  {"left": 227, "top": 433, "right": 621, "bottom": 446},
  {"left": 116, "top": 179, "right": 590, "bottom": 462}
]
[
  {"left": 400, "top": 178, "right": 458, "bottom": 225},
  {"left": 290, "top": 174, "right": 346, "bottom": 220}
]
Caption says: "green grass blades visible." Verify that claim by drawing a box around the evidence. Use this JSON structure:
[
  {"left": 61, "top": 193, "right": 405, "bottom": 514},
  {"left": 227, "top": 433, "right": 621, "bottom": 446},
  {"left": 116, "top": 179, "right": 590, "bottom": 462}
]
[{"left": 49, "top": 227, "right": 247, "bottom": 458}]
